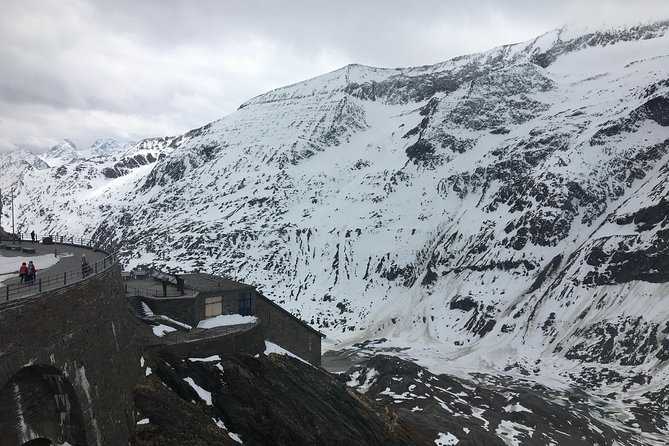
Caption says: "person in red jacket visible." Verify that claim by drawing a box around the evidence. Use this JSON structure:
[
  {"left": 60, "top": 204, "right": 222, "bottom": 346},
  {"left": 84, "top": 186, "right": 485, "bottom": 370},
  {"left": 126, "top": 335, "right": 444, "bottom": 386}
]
[{"left": 19, "top": 262, "right": 28, "bottom": 283}]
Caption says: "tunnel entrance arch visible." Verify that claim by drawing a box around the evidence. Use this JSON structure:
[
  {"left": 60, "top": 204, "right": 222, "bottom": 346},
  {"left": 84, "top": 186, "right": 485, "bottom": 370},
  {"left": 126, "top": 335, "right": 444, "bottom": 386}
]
[
  {"left": 0, "top": 365, "right": 88, "bottom": 446},
  {"left": 21, "top": 439, "right": 54, "bottom": 445}
]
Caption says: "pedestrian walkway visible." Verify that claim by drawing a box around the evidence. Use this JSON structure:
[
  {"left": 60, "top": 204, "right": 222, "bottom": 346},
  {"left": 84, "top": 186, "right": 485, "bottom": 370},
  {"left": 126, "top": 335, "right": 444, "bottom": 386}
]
[{"left": 0, "top": 240, "right": 110, "bottom": 303}]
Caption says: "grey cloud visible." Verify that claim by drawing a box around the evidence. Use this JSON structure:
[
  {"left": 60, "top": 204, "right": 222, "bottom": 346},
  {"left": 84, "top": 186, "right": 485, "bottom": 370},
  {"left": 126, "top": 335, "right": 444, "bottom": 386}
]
[{"left": 1, "top": 0, "right": 668, "bottom": 152}]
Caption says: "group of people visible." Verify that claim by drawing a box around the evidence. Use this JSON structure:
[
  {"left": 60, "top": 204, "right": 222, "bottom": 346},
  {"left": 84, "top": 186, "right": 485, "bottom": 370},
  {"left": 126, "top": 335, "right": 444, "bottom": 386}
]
[
  {"left": 18, "top": 261, "right": 37, "bottom": 285},
  {"left": 16, "top": 254, "right": 92, "bottom": 286}
]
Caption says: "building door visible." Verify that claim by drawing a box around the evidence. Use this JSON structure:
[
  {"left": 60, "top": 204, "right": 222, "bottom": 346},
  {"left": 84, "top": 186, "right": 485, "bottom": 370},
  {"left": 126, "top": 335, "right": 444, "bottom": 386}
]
[{"left": 238, "top": 292, "right": 252, "bottom": 316}]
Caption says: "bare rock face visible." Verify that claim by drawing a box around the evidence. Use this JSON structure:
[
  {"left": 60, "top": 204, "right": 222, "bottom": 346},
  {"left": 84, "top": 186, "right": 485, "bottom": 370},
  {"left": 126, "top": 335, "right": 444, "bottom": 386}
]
[
  {"left": 342, "top": 354, "right": 667, "bottom": 446},
  {"left": 134, "top": 351, "right": 431, "bottom": 446},
  {"left": 134, "top": 351, "right": 669, "bottom": 445}
]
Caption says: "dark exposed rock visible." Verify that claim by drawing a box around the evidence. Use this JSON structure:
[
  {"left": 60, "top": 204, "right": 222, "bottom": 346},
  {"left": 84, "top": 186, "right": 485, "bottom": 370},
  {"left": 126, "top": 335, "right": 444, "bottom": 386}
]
[
  {"left": 641, "top": 95, "right": 669, "bottom": 126},
  {"left": 344, "top": 355, "right": 627, "bottom": 446},
  {"left": 134, "top": 378, "right": 236, "bottom": 446},
  {"left": 583, "top": 229, "right": 669, "bottom": 285},
  {"left": 565, "top": 317, "right": 659, "bottom": 365},
  {"left": 405, "top": 139, "right": 438, "bottom": 165},
  {"left": 449, "top": 295, "right": 477, "bottom": 312},
  {"left": 135, "top": 351, "right": 431, "bottom": 446},
  {"left": 529, "top": 254, "right": 563, "bottom": 292},
  {"left": 530, "top": 21, "right": 669, "bottom": 68},
  {"left": 102, "top": 153, "right": 158, "bottom": 179}
]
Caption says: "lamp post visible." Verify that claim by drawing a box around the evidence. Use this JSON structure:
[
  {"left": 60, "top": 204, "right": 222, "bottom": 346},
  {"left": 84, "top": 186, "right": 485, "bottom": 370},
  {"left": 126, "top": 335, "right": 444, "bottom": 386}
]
[{"left": 11, "top": 187, "right": 15, "bottom": 241}]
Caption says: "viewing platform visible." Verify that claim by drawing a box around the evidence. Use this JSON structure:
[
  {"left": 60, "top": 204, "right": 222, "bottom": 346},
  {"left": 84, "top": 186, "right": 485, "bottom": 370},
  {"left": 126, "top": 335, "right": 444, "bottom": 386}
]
[{"left": 0, "top": 235, "right": 114, "bottom": 304}]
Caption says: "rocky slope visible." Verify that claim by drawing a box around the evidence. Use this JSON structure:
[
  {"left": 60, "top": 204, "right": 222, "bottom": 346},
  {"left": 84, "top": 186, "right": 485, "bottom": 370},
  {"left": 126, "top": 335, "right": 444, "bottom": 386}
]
[
  {"left": 134, "top": 350, "right": 431, "bottom": 446},
  {"left": 2, "top": 20, "right": 669, "bottom": 443},
  {"left": 136, "top": 349, "right": 668, "bottom": 446}
]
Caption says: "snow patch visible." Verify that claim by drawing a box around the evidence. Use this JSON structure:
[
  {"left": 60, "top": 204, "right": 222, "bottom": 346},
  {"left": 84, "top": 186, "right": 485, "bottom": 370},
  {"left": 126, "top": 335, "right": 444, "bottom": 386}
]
[
  {"left": 183, "top": 377, "right": 212, "bottom": 405},
  {"left": 435, "top": 432, "right": 459, "bottom": 445},
  {"left": 152, "top": 324, "right": 177, "bottom": 337},
  {"left": 197, "top": 314, "right": 256, "bottom": 329},
  {"left": 264, "top": 341, "right": 309, "bottom": 365},
  {"left": 190, "top": 355, "right": 222, "bottom": 362}
]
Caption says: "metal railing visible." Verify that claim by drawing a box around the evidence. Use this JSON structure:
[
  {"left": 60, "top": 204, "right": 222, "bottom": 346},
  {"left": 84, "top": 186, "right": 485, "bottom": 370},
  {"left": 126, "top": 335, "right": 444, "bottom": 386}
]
[
  {"left": 1, "top": 240, "right": 117, "bottom": 303},
  {"left": 126, "top": 285, "right": 195, "bottom": 298},
  {"left": 0, "top": 233, "right": 115, "bottom": 253},
  {"left": 145, "top": 321, "right": 259, "bottom": 346}
]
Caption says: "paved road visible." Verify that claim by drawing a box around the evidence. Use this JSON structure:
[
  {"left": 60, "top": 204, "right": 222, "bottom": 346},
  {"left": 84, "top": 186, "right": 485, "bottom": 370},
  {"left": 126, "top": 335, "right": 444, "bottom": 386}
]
[{"left": 0, "top": 241, "right": 110, "bottom": 302}]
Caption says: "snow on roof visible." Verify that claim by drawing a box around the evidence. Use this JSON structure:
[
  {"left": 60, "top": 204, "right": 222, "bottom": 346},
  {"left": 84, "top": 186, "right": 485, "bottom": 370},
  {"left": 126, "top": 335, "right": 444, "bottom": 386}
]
[{"left": 196, "top": 314, "right": 257, "bottom": 329}]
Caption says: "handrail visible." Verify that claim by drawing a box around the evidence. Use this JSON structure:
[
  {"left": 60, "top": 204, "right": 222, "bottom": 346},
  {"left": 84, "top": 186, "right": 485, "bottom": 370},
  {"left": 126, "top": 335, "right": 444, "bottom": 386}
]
[
  {"left": 0, "top": 233, "right": 114, "bottom": 254},
  {"left": 1, "top": 239, "right": 118, "bottom": 303},
  {"left": 127, "top": 286, "right": 196, "bottom": 298}
]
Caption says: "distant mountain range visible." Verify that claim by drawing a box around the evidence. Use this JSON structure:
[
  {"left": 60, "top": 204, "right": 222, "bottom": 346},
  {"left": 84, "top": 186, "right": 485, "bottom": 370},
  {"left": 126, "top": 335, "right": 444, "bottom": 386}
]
[{"left": 2, "top": 20, "right": 669, "bottom": 443}]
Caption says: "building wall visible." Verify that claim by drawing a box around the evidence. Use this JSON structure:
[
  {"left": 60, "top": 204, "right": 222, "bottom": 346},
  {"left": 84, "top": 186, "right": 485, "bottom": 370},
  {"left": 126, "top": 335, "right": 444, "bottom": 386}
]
[
  {"left": 253, "top": 294, "right": 323, "bottom": 366},
  {"left": 198, "top": 289, "right": 253, "bottom": 320},
  {"left": 191, "top": 289, "right": 323, "bottom": 366},
  {"left": 153, "top": 323, "right": 265, "bottom": 359},
  {"left": 144, "top": 296, "right": 199, "bottom": 326},
  {"left": 0, "top": 264, "right": 141, "bottom": 446},
  {"left": 142, "top": 290, "right": 250, "bottom": 327}
]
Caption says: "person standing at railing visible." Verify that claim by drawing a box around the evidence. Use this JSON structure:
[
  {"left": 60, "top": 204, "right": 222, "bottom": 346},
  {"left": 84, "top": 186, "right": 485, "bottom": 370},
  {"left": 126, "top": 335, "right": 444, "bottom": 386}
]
[
  {"left": 81, "top": 254, "right": 93, "bottom": 278},
  {"left": 30, "top": 230, "right": 36, "bottom": 244}
]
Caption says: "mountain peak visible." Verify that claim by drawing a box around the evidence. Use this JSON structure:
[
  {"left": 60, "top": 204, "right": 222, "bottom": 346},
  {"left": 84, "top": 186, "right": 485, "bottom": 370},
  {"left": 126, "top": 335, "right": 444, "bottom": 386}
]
[{"left": 42, "top": 139, "right": 81, "bottom": 166}]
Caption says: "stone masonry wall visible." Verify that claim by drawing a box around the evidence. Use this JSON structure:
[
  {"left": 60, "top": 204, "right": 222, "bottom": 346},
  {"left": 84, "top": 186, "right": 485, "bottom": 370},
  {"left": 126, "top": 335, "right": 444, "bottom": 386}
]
[
  {"left": 0, "top": 264, "right": 142, "bottom": 446},
  {"left": 253, "top": 294, "right": 323, "bottom": 366},
  {"left": 144, "top": 296, "right": 199, "bottom": 327},
  {"left": 153, "top": 323, "right": 265, "bottom": 359}
]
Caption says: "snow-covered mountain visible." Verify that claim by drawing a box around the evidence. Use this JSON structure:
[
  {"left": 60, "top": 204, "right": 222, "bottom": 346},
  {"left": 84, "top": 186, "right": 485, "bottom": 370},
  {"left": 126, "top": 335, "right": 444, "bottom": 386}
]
[
  {"left": 40, "top": 139, "right": 82, "bottom": 166},
  {"left": 82, "top": 138, "right": 136, "bottom": 160},
  {"left": 2, "top": 20, "right": 669, "bottom": 442}
]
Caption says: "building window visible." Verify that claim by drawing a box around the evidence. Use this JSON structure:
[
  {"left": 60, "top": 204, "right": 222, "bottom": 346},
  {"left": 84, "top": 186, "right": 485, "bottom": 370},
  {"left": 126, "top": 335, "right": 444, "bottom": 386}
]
[
  {"left": 205, "top": 296, "right": 222, "bottom": 318},
  {"left": 238, "top": 292, "right": 252, "bottom": 316}
]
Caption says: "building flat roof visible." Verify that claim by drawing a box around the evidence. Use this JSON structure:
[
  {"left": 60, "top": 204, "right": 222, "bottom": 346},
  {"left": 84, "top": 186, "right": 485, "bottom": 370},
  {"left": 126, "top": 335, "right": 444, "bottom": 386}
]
[{"left": 180, "top": 273, "right": 254, "bottom": 292}]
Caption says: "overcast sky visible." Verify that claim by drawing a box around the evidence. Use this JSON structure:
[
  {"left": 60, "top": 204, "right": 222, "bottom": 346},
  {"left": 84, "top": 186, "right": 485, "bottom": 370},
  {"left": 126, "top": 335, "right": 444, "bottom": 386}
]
[{"left": 1, "top": 0, "right": 668, "bottom": 153}]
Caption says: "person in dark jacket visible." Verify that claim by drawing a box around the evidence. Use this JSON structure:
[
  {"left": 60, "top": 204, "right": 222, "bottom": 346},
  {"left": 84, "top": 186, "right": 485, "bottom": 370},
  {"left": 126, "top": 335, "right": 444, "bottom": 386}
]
[
  {"left": 26, "top": 260, "right": 36, "bottom": 284},
  {"left": 81, "top": 255, "right": 93, "bottom": 278}
]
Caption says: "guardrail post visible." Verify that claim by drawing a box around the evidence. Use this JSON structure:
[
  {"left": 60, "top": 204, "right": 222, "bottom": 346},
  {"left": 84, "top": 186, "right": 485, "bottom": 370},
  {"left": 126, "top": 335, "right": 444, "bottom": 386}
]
[
  {"left": 39, "top": 278, "right": 42, "bottom": 292},
  {"left": 64, "top": 272, "right": 67, "bottom": 286},
  {"left": 95, "top": 263, "right": 98, "bottom": 274},
  {"left": 5, "top": 286, "right": 8, "bottom": 301}
]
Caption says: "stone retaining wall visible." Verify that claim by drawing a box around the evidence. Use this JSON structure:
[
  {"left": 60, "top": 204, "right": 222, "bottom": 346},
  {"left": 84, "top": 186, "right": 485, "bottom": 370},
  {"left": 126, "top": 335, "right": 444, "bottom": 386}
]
[
  {"left": 0, "top": 264, "right": 141, "bottom": 446},
  {"left": 151, "top": 323, "right": 265, "bottom": 359}
]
